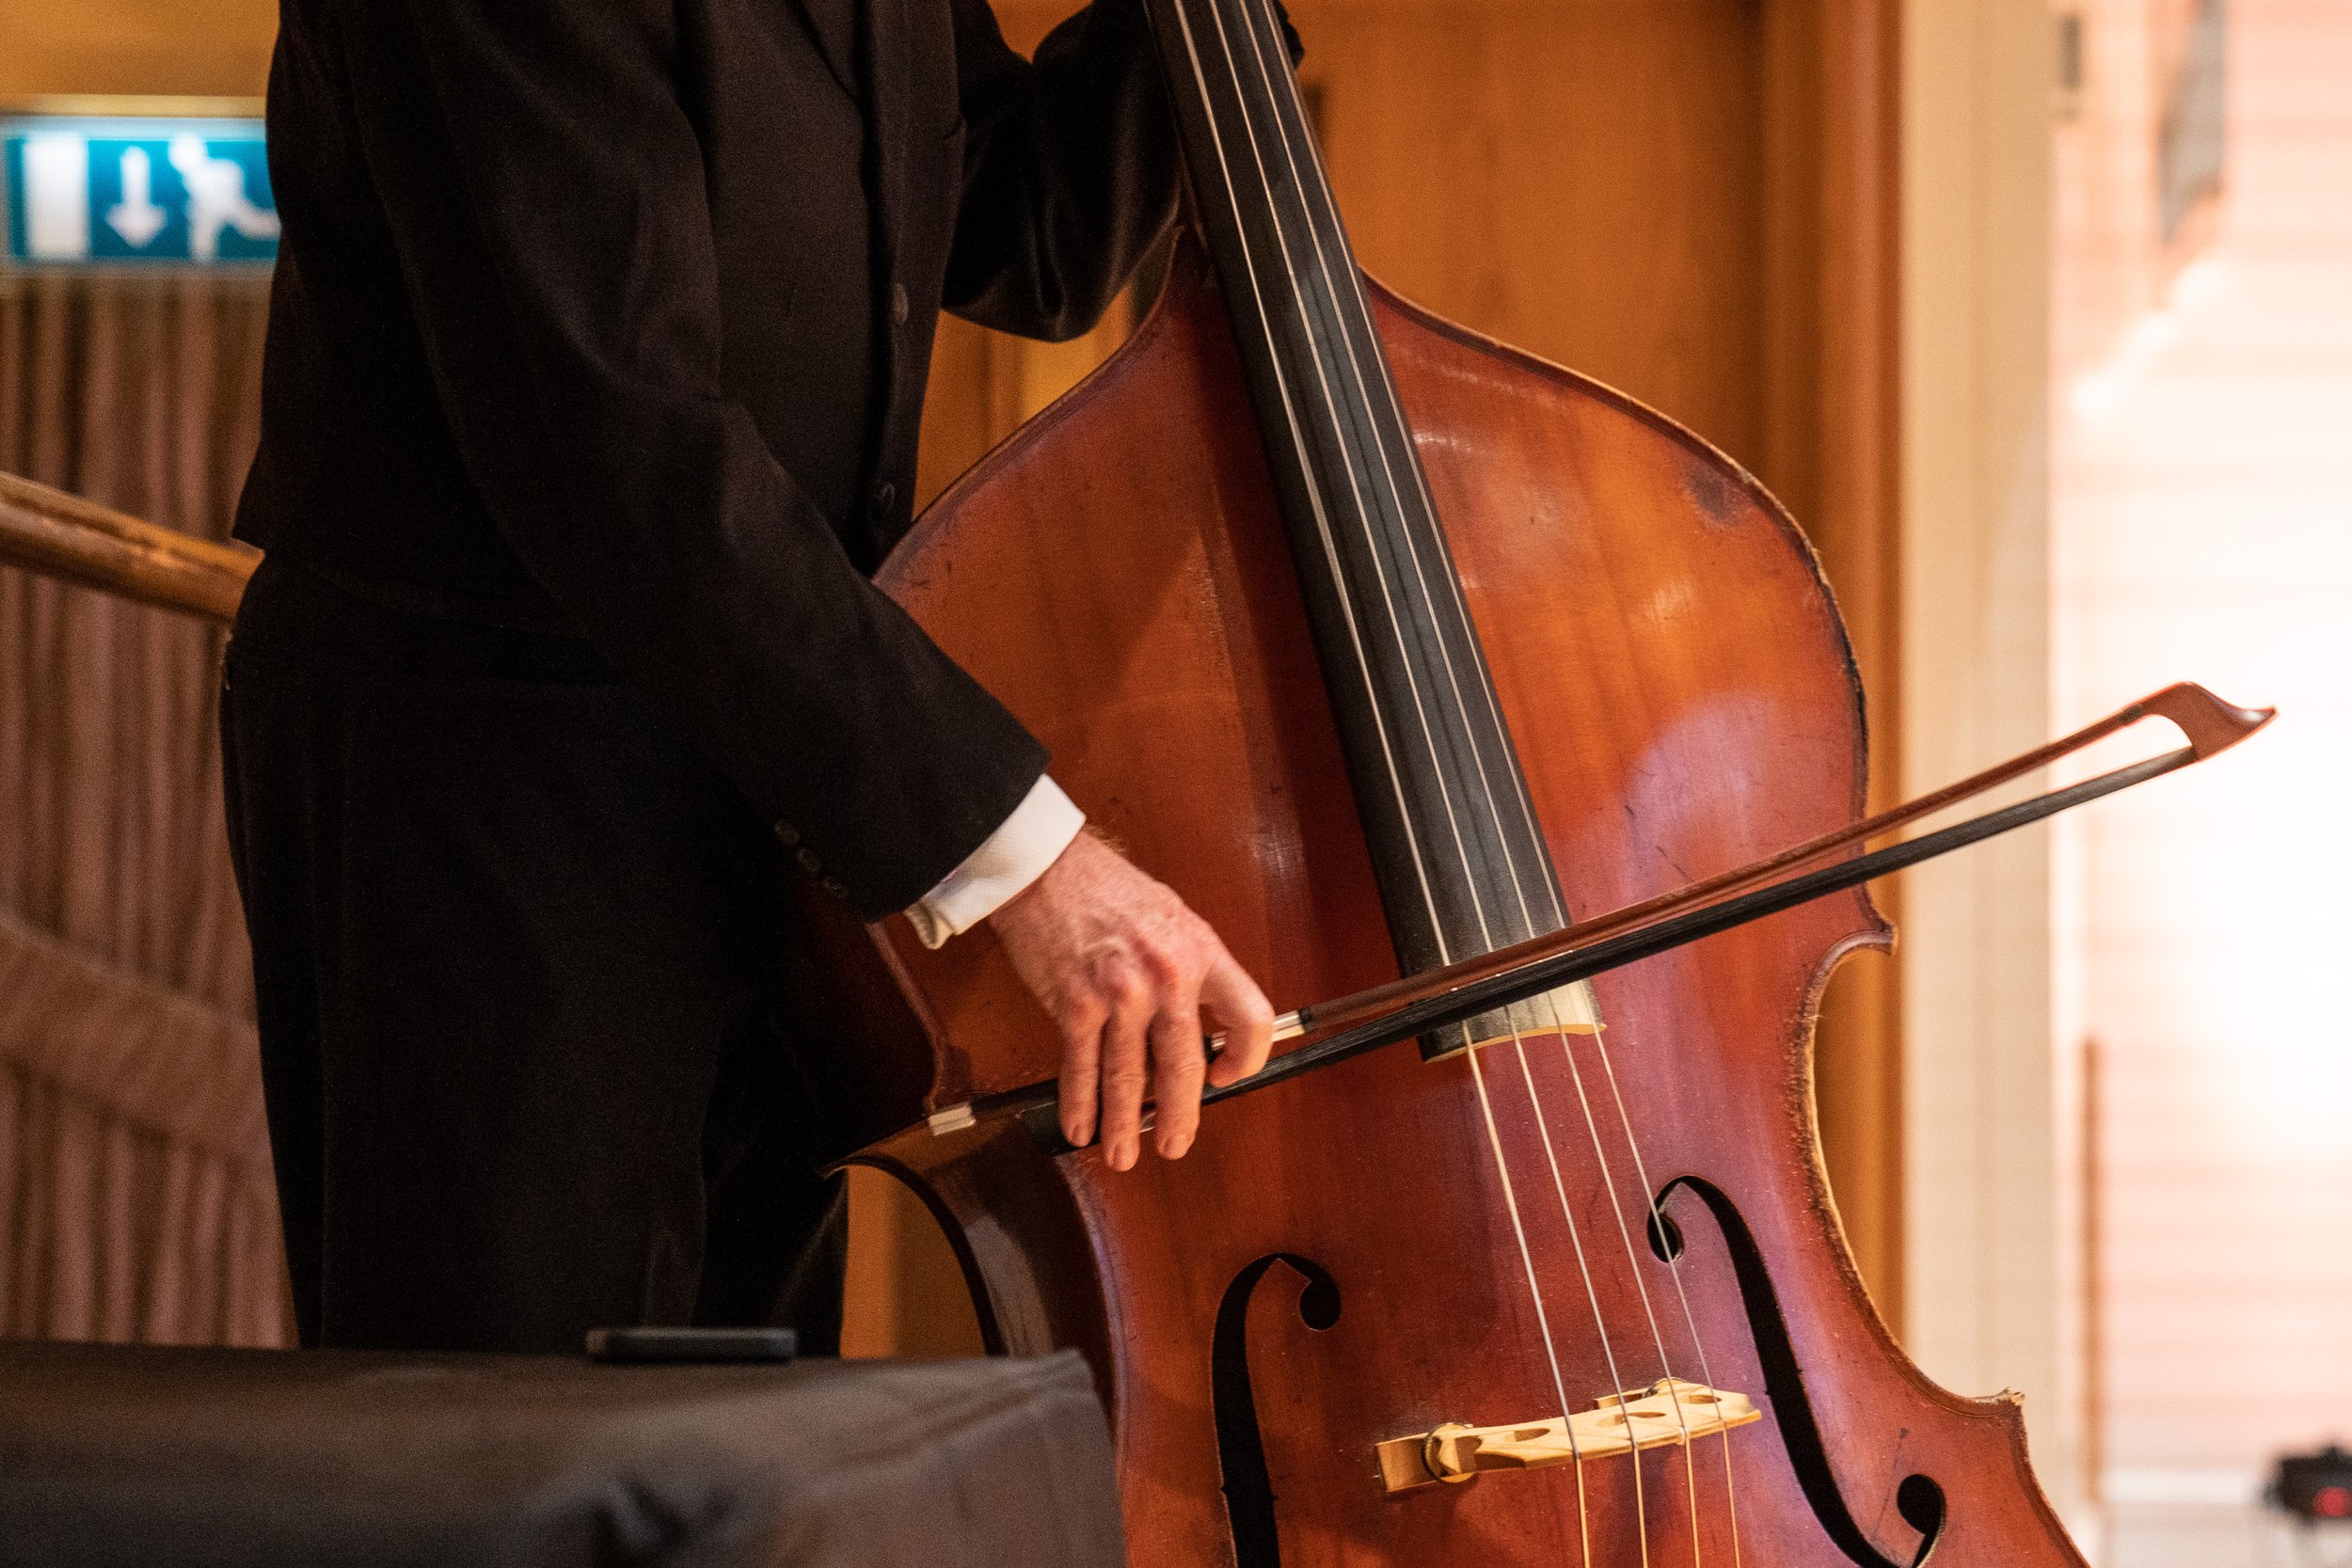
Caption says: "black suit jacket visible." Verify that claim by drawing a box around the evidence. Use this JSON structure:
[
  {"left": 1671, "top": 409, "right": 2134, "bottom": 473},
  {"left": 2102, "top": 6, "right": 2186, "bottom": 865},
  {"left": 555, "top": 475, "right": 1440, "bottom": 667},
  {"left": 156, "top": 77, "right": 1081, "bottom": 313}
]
[{"left": 234, "top": 0, "right": 1183, "bottom": 916}]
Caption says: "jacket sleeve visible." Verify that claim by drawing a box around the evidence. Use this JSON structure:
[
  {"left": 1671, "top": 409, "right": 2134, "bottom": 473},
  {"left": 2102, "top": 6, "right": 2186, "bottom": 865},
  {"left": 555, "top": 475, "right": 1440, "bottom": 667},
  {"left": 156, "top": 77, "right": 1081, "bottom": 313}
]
[
  {"left": 941, "top": 0, "right": 1184, "bottom": 341},
  {"left": 332, "top": 0, "right": 1048, "bottom": 918},
  {"left": 942, "top": 0, "right": 1305, "bottom": 341}
]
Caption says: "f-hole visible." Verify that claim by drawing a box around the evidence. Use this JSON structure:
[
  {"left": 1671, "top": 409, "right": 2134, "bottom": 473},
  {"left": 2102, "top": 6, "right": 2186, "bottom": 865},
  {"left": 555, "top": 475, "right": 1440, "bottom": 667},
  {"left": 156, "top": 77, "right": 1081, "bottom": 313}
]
[
  {"left": 1212, "top": 1254, "right": 1342, "bottom": 1568},
  {"left": 1659, "top": 1177, "right": 1949, "bottom": 1567}
]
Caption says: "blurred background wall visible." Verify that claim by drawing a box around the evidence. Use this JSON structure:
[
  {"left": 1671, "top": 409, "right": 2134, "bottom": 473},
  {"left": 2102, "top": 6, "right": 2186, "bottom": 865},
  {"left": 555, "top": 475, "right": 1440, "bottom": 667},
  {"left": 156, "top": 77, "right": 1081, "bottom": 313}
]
[
  {"left": 2052, "top": 0, "right": 2352, "bottom": 1560},
  {"left": 0, "top": 0, "right": 282, "bottom": 1346},
  {"left": 0, "top": 0, "right": 276, "bottom": 102}
]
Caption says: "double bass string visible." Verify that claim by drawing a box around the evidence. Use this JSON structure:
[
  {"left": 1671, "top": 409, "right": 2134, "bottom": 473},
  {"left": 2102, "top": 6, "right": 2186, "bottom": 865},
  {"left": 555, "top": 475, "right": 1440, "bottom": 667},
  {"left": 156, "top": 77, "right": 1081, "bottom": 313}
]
[
  {"left": 1152, "top": 0, "right": 1447, "bottom": 930},
  {"left": 1211, "top": 0, "right": 1721, "bottom": 1559},
  {"left": 1543, "top": 1014, "right": 1724, "bottom": 1558},
  {"left": 1155, "top": 5, "right": 1599, "bottom": 1560},
  {"left": 1171, "top": 0, "right": 1649, "bottom": 1559},
  {"left": 1574, "top": 1036, "right": 1749, "bottom": 1565},
  {"left": 1192, "top": 2, "right": 1645, "bottom": 1554},
  {"left": 1492, "top": 1030, "right": 1631, "bottom": 1547},
  {"left": 1178, "top": 0, "right": 1755, "bottom": 1554},
  {"left": 1218, "top": 0, "right": 1740, "bottom": 1558},
  {"left": 1466, "top": 1043, "right": 1597, "bottom": 1558}
]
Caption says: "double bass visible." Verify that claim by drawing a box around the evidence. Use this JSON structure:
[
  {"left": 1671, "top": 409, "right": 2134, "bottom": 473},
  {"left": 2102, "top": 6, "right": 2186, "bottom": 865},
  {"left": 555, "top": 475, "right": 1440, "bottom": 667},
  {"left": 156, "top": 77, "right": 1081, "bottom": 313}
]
[{"left": 771, "top": 0, "right": 2268, "bottom": 1562}]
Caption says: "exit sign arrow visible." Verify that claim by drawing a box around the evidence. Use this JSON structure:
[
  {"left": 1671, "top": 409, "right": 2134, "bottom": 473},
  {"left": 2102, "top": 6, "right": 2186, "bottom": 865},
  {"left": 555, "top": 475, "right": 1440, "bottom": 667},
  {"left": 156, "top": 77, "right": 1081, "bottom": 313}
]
[{"left": 103, "top": 146, "right": 167, "bottom": 248}]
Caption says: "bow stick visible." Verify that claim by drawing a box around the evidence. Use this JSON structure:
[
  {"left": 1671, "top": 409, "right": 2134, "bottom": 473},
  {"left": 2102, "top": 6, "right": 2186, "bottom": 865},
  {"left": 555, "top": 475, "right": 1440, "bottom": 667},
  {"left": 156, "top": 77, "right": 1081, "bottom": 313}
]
[{"left": 928, "top": 682, "right": 2273, "bottom": 1151}]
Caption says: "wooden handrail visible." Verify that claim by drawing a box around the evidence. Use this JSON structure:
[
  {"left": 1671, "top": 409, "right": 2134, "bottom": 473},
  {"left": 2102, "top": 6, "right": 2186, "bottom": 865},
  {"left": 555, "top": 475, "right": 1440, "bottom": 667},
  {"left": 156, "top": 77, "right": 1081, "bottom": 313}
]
[{"left": 0, "top": 470, "right": 257, "bottom": 625}]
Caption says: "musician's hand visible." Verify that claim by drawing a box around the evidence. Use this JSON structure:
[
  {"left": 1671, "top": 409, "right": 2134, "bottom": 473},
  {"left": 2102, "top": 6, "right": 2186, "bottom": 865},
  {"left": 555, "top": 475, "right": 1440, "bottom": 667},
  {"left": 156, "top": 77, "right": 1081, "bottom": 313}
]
[{"left": 989, "top": 828, "right": 1276, "bottom": 1169}]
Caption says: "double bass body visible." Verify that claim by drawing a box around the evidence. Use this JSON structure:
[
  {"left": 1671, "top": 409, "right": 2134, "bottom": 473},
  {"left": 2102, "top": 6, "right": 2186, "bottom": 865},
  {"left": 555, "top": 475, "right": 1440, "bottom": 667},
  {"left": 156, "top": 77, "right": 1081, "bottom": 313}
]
[
  {"left": 828, "top": 250, "right": 2087, "bottom": 1564},
  {"left": 806, "top": 0, "right": 2089, "bottom": 1557}
]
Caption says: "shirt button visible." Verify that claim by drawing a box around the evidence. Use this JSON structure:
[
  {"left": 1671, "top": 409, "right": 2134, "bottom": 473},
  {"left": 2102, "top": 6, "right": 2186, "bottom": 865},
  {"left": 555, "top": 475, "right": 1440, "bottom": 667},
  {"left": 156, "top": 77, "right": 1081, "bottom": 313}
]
[
  {"left": 774, "top": 823, "right": 801, "bottom": 848},
  {"left": 873, "top": 480, "right": 897, "bottom": 515},
  {"left": 819, "top": 876, "right": 850, "bottom": 900},
  {"left": 890, "top": 282, "right": 910, "bottom": 325},
  {"left": 794, "top": 847, "right": 822, "bottom": 875}
]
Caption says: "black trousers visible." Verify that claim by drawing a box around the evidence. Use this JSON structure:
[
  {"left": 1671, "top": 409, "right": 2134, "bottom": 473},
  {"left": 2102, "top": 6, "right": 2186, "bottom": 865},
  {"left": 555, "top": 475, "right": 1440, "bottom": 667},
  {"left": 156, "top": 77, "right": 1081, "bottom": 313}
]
[{"left": 220, "top": 556, "right": 846, "bottom": 1354}]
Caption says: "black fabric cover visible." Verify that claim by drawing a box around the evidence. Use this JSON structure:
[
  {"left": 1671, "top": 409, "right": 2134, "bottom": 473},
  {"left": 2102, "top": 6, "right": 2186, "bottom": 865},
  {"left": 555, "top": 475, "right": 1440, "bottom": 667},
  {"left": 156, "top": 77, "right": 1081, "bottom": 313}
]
[{"left": 0, "top": 1341, "right": 1124, "bottom": 1568}]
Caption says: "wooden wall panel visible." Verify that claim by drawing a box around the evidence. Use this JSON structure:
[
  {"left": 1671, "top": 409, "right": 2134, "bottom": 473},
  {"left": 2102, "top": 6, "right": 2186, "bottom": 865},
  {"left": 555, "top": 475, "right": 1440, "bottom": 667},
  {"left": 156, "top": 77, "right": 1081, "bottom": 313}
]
[
  {"left": 946, "top": 0, "right": 1785, "bottom": 482},
  {"left": 0, "top": 0, "right": 275, "bottom": 103},
  {"left": 1759, "top": 0, "right": 1905, "bottom": 1327},
  {"left": 1307, "top": 2, "right": 1768, "bottom": 467}
]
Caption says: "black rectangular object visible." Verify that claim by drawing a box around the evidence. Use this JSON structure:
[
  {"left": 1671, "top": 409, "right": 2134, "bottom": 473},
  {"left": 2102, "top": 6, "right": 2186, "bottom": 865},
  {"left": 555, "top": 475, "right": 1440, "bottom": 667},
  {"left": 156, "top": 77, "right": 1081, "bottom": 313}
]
[
  {"left": 584, "top": 1325, "right": 799, "bottom": 1363},
  {"left": 0, "top": 1339, "right": 1124, "bottom": 1568}
]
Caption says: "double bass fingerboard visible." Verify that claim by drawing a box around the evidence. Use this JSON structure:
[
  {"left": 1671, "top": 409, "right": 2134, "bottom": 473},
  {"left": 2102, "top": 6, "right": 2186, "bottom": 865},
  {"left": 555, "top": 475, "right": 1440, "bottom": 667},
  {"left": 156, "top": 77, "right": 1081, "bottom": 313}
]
[{"left": 1139, "top": 0, "right": 1595, "bottom": 1051}]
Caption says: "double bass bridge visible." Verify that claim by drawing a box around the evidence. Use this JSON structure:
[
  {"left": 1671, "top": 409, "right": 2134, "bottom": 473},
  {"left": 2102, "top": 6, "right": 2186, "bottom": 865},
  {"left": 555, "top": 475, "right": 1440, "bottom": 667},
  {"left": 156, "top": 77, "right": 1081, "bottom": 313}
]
[{"left": 1375, "top": 1378, "right": 1762, "bottom": 1493}]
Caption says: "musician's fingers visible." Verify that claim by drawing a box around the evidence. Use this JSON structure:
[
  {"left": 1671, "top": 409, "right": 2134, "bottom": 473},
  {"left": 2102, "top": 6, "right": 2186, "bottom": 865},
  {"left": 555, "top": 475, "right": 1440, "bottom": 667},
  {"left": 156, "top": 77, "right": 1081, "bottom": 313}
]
[
  {"left": 1098, "top": 972, "right": 1154, "bottom": 1171},
  {"left": 1201, "top": 949, "right": 1276, "bottom": 1088},
  {"left": 1055, "top": 994, "right": 1108, "bottom": 1149},
  {"left": 1149, "top": 990, "right": 1207, "bottom": 1160}
]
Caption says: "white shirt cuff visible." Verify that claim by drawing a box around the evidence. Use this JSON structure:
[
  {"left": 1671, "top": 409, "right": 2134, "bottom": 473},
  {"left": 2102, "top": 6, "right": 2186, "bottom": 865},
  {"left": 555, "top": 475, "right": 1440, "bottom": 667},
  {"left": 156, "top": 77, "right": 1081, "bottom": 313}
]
[{"left": 904, "top": 774, "right": 1085, "bottom": 949}]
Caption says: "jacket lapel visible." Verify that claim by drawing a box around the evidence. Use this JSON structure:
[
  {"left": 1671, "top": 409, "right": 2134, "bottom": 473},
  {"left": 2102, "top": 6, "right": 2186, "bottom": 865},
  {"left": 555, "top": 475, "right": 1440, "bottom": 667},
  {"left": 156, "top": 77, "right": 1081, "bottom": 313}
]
[
  {"left": 860, "top": 0, "right": 911, "bottom": 267},
  {"left": 789, "top": 0, "right": 862, "bottom": 103}
]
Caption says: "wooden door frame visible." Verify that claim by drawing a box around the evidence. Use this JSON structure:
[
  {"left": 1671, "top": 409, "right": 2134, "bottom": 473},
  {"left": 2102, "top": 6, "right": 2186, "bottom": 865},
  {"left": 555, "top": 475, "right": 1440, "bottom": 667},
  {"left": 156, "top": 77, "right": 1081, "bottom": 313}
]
[
  {"left": 1899, "top": 0, "right": 2091, "bottom": 1537},
  {"left": 1758, "top": 0, "right": 1907, "bottom": 1335}
]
